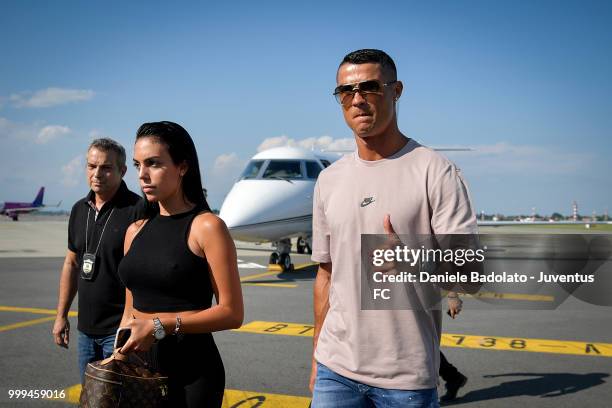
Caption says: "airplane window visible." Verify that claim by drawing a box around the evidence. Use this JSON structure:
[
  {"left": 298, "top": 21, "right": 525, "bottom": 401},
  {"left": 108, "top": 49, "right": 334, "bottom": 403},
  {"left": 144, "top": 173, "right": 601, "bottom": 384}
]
[
  {"left": 320, "top": 160, "right": 331, "bottom": 168},
  {"left": 262, "top": 160, "right": 303, "bottom": 179},
  {"left": 240, "top": 160, "right": 264, "bottom": 179},
  {"left": 305, "top": 161, "right": 322, "bottom": 179}
]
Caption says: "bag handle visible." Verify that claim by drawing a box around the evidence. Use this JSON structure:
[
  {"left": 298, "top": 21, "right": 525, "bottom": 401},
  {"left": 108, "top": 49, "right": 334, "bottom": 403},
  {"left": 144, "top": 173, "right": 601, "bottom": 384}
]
[
  {"left": 100, "top": 348, "right": 150, "bottom": 366},
  {"left": 99, "top": 328, "right": 149, "bottom": 366}
]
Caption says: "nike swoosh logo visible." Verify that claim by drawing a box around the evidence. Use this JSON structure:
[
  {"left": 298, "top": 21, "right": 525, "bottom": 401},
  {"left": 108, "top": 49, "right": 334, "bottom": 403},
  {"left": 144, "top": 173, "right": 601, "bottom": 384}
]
[{"left": 360, "top": 197, "right": 375, "bottom": 207}]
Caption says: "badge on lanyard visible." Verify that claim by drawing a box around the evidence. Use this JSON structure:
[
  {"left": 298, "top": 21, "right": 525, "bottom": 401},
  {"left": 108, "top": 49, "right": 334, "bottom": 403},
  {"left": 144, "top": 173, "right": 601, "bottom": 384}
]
[
  {"left": 81, "top": 207, "right": 114, "bottom": 281},
  {"left": 81, "top": 253, "right": 97, "bottom": 280}
]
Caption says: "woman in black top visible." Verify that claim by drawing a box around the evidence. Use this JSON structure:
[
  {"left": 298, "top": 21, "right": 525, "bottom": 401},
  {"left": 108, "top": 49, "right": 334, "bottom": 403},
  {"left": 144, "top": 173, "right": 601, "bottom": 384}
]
[{"left": 117, "top": 121, "right": 243, "bottom": 407}]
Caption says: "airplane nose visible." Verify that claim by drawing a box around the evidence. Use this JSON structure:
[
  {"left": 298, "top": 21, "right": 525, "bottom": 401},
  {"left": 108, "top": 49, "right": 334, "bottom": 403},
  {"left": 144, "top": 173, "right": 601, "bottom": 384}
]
[
  {"left": 219, "top": 179, "right": 313, "bottom": 241},
  {"left": 219, "top": 181, "right": 274, "bottom": 229},
  {"left": 219, "top": 202, "right": 249, "bottom": 231}
]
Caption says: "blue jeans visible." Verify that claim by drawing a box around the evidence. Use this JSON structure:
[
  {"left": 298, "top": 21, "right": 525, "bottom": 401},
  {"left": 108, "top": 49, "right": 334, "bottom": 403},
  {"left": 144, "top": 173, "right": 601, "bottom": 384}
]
[
  {"left": 312, "top": 363, "right": 439, "bottom": 408},
  {"left": 78, "top": 331, "right": 115, "bottom": 383}
]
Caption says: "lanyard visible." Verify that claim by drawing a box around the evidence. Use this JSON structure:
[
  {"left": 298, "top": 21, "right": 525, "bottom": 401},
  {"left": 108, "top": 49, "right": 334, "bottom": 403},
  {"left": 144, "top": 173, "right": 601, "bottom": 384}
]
[{"left": 85, "top": 207, "right": 115, "bottom": 255}]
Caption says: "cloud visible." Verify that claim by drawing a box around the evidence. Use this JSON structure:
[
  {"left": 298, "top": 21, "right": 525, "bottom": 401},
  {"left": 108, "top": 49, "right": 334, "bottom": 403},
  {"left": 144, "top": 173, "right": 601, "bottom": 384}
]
[
  {"left": 213, "top": 152, "right": 244, "bottom": 173},
  {"left": 257, "top": 135, "right": 290, "bottom": 152},
  {"left": 211, "top": 152, "right": 246, "bottom": 184},
  {"left": 61, "top": 155, "right": 84, "bottom": 187},
  {"left": 257, "top": 135, "right": 355, "bottom": 152},
  {"left": 36, "top": 125, "right": 71, "bottom": 144},
  {"left": 0, "top": 117, "right": 71, "bottom": 144},
  {"left": 10, "top": 87, "right": 94, "bottom": 108}
]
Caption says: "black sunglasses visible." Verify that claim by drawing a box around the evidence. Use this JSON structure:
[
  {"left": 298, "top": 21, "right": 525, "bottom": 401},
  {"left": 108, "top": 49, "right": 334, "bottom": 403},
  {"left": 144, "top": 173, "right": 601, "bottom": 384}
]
[{"left": 333, "top": 80, "right": 397, "bottom": 105}]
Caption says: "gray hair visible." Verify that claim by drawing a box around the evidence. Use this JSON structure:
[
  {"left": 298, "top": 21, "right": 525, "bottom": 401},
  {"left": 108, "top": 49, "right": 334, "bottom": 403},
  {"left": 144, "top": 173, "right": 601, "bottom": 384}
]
[{"left": 88, "top": 138, "right": 126, "bottom": 169}]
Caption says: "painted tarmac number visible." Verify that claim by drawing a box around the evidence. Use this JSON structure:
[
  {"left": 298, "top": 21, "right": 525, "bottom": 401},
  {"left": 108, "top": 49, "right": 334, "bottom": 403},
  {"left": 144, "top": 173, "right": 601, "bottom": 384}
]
[
  {"left": 442, "top": 333, "right": 610, "bottom": 356},
  {"left": 236, "top": 321, "right": 612, "bottom": 357},
  {"left": 262, "top": 323, "right": 315, "bottom": 336}
]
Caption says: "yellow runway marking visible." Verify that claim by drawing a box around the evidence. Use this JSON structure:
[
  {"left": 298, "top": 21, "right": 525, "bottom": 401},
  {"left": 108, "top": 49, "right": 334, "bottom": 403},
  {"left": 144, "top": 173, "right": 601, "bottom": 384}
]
[
  {"left": 240, "top": 262, "right": 317, "bottom": 285},
  {"left": 236, "top": 321, "right": 612, "bottom": 358},
  {"left": 240, "top": 262, "right": 318, "bottom": 282},
  {"left": 241, "top": 270, "right": 281, "bottom": 282},
  {"left": 441, "top": 332, "right": 612, "bottom": 357},
  {"left": 294, "top": 262, "right": 318, "bottom": 270},
  {"left": 54, "top": 384, "right": 311, "bottom": 407},
  {"left": 264, "top": 262, "right": 318, "bottom": 272},
  {"left": 0, "top": 316, "right": 55, "bottom": 332},
  {"left": 222, "top": 388, "right": 310, "bottom": 407},
  {"left": 241, "top": 260, "right": 317, "bottom": 281},
  {"left": 243, "top": 283, "right": 298, "bottom": 288},
  {"left": 236, "top": 321, "right": 315, "bottom": 337},
  {"left": 0, "top": 305, "right": 78, "bottom": 316},
  {"left": 461, "top": 292, "right": 554, "bottom": 302}
]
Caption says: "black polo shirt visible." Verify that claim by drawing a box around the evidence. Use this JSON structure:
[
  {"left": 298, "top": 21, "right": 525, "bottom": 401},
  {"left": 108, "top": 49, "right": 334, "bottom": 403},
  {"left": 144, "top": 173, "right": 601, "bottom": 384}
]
[{"left": 68, "top": 181, "right": 144, "bottom": 336}]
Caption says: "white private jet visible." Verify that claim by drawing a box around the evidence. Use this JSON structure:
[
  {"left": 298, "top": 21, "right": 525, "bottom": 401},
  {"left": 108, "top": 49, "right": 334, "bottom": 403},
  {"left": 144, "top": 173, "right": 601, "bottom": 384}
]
[{"left": 219, "top": 146, "right": 340, "bottom": 270}]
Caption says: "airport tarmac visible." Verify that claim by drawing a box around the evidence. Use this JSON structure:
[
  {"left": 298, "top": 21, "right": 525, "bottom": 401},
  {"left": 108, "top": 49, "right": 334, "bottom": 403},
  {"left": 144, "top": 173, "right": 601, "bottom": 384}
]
[{"left": 0, "top": 219, "right": 611, "bottom": 407}]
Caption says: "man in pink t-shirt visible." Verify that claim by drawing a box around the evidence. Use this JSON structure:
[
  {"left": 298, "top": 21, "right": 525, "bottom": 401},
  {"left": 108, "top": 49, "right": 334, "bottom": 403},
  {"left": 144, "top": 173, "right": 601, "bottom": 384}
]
[{"left": 309, "top": 49, "right": 478, "bottom": 408}]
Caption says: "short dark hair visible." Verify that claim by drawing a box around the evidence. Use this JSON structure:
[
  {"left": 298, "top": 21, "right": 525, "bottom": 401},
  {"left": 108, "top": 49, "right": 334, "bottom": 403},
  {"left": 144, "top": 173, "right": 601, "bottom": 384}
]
[
  {"left": 88, "top": 138, "right": 126, "bottom": 169},
  {"left": 339, "top": 49, "right": 397, "bottom": 81},
  {"left": 136, "top": 121, "right": 211, "bottom": 215}
]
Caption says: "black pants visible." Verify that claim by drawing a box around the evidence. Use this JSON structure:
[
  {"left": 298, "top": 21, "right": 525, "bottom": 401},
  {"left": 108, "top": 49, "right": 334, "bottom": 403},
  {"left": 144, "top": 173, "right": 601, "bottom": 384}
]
[
  {"left": 439, "top": 351, "right": 462, "bottom": 383},
  {"left": 137, "top": 333, "right": 225, "bottom": 408}
]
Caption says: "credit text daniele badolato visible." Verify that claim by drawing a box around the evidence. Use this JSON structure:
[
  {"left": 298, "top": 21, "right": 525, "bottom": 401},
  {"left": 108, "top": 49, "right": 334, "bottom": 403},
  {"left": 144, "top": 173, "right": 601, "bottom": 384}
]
[
  {"left": 372, "top": 271, "right": 594, "bottom": 283},
  {"left": 371, "top": 246, "right": 595, "bottom": 284}
]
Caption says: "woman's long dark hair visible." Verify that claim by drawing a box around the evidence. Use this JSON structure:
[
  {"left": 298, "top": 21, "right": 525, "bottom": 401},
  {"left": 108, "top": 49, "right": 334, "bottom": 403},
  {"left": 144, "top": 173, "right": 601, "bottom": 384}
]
[{"left": 136, "top": 121, "right": 211, "bottom": 217}]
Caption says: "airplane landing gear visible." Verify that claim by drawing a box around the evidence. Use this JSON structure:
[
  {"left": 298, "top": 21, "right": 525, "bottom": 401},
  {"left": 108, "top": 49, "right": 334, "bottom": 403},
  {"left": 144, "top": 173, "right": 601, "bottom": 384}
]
[
  {"left": 296, "top": 236, "right": 312, "bottom": 254},
  {"left": 270, "top": 238, "right": 293, "bottom": 271},
  {"left": 268, "top": 252, "right": 279, "bottom": 264},
  {"left": 279, "top": 253, "right": 292, "bottom": 271}
]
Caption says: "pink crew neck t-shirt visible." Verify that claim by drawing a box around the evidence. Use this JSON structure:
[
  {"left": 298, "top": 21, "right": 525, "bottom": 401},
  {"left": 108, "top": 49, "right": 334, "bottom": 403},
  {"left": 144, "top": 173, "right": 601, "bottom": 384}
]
[{"left": 312, "top": 138, "right": 477, "bottom": 390}]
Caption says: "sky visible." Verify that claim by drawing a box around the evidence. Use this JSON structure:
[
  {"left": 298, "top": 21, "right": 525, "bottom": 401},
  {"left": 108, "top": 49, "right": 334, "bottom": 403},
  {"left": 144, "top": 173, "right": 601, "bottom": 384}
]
[{"left": 1, "top": 0, "right": 611, "bottom": 216}]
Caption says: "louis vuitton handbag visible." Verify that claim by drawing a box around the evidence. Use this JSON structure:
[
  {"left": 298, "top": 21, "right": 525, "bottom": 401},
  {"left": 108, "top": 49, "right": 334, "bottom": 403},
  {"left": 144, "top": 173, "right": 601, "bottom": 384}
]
[{"left": 79, "top": 332, "right": 169, "bottom": 407}]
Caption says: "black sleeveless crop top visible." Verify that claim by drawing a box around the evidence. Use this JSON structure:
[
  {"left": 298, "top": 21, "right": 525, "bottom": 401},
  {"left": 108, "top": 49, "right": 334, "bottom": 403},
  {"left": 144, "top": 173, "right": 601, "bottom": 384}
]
[{"left": 118, "top": 207, "right": 213, "bottom": 313}]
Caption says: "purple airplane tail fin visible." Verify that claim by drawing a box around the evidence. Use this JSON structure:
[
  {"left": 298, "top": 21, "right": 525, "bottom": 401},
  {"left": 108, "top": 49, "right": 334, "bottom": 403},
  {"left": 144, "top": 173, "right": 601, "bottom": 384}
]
[{"left": 32, "top": 187, "right": 44, "bottom": 207}]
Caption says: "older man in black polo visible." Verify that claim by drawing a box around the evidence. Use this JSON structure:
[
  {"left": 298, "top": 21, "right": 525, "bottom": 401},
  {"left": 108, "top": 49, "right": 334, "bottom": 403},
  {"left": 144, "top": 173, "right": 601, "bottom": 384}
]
[{"left": 53, "top": 138, "right": 143, "bottom": 382}]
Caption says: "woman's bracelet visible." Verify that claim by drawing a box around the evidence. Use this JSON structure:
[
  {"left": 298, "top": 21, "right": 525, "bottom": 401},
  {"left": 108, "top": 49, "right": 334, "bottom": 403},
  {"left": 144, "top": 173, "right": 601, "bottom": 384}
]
[{"left": 174, "top": 315, "right": 182, "bottom": 335}]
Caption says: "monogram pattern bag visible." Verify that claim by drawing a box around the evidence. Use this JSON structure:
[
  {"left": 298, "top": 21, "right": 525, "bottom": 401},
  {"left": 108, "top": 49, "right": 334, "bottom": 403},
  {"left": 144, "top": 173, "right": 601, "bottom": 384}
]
[{"left": 79, "top": 351, "right": 169, "bottom": 407}]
